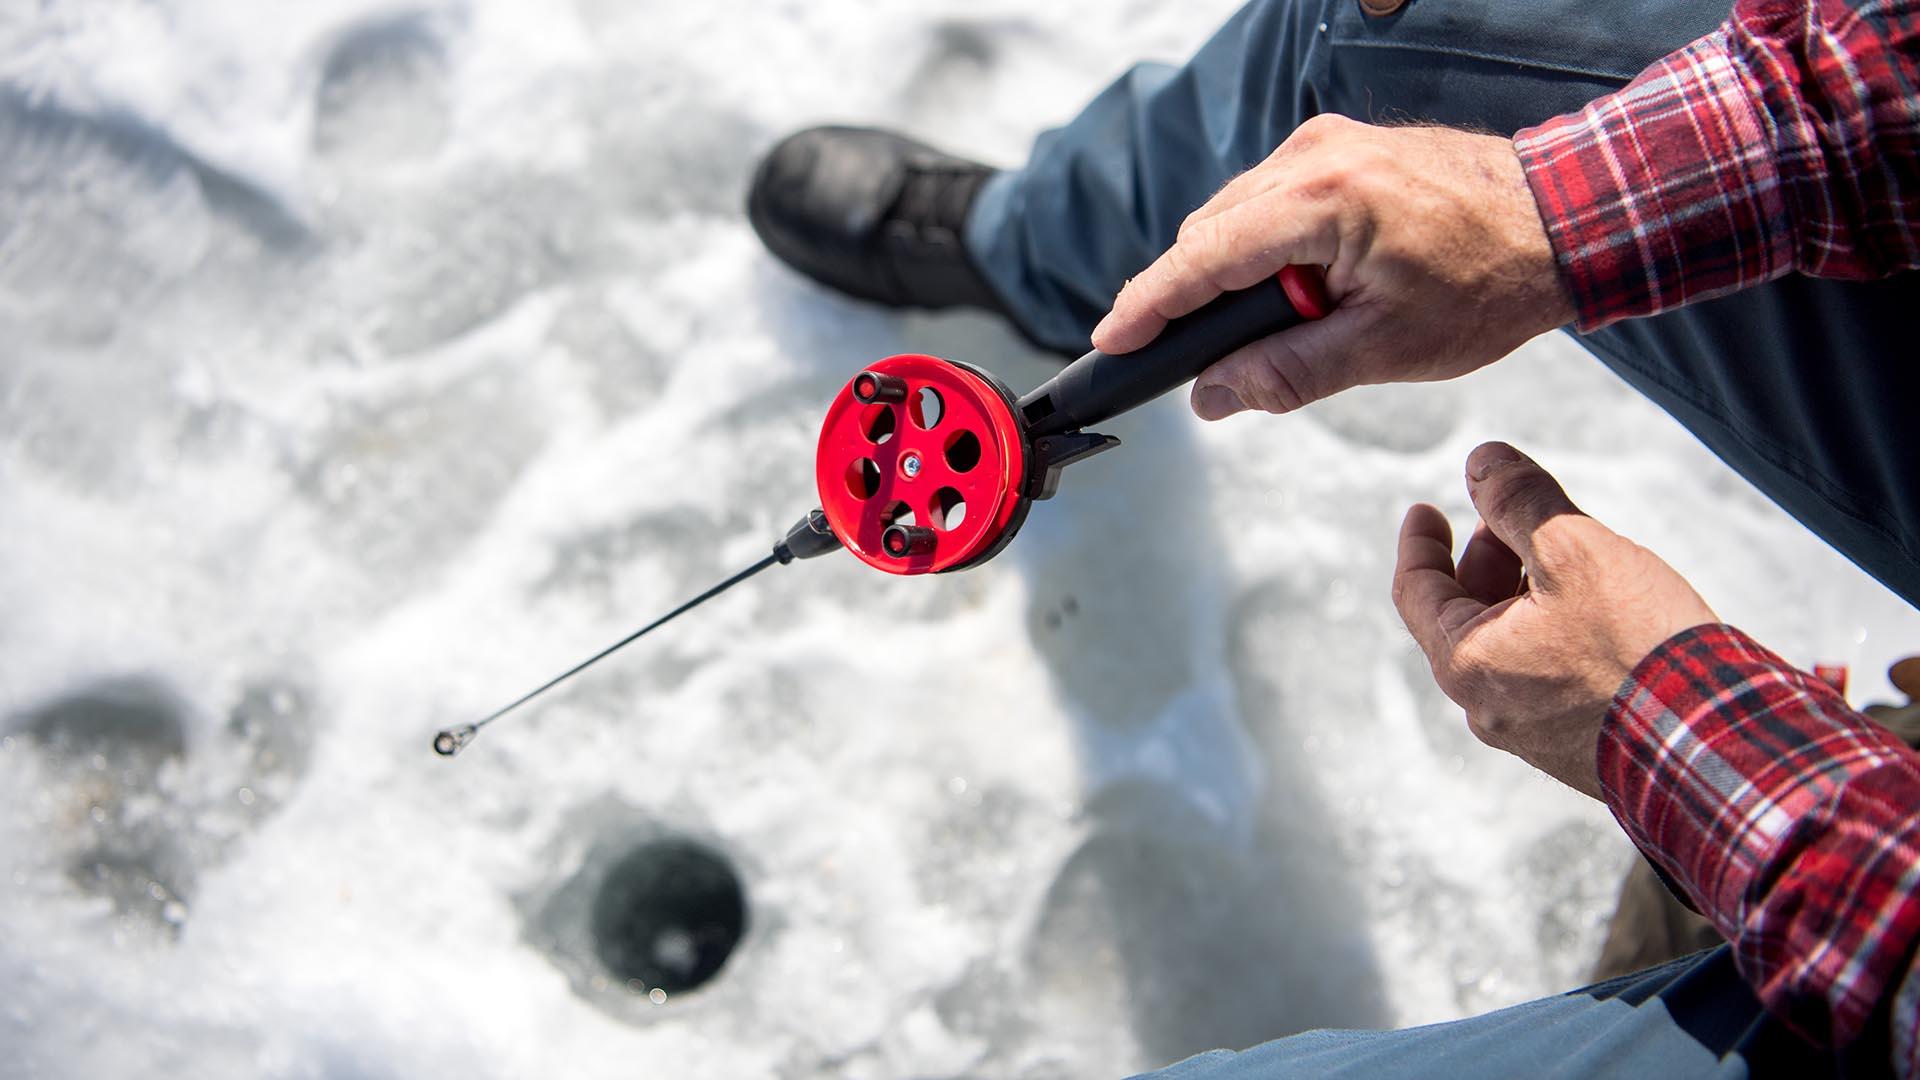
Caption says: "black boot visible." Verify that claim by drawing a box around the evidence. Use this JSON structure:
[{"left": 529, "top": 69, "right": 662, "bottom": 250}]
[{"left": 747, "top": 126, "right": 1069, "bottom": 354}]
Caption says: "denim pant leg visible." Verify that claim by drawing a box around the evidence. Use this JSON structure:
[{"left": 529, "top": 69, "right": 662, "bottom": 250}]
[
  {"left": 1125, "top": 946, "right": 1885, "bottom": 1080},
  {"left": 965, "top": 0, "right": 1920, "bottom": 608}
]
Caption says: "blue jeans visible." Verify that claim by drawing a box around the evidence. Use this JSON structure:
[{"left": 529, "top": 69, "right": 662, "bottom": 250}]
[
  {"left": 1127, "top": 946, "right": 1886, "bottom": 1079},
  {"left": 964, "top": 0, "right": 1920, "bottom": 613}
]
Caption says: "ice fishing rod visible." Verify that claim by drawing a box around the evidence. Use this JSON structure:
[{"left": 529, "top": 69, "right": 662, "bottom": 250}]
[
  {"left": 431, "top": 512, "right": 842, "bottom": 756},
  {"left": 433, "top": 266, "right": 1329, "bottom": 757}
]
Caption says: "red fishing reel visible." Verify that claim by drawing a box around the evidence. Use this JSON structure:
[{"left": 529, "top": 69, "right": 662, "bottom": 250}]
[
  {"left": 815, "top": 356, "right": 1041, "bottom": 574},
  {"left": 814, "top": 266, "right": 1330, "bottom": 576}
]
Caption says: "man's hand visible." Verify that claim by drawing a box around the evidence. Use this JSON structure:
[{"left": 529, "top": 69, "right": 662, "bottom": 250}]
[
  {"left": 1392, "top": 442, "right": 1718, "bottom": 799},
  {"left": 1090, "top": 116, "right": 1576, "bottom": 420}
]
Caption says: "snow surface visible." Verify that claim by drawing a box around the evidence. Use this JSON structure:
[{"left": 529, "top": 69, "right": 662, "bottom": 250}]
[{"left": 1, "top": 2, "right": 1916, "bottom": 1077}]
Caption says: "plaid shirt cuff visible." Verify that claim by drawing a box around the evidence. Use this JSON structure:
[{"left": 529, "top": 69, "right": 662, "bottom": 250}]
[
  {"left": 1601, "top": 624, "right": 1920, "bottom": 1056},
  {"left": 1513, "top": 32, "right": 1791, "bottom": 331}
]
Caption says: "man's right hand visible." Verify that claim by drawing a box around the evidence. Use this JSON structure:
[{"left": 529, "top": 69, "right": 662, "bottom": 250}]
[
  {"left": 1392, "top": 442, "right": 1719, "bottom": 800},
  {"left": 1089, "top": 115, "right": 1577, "bottom": 420}
]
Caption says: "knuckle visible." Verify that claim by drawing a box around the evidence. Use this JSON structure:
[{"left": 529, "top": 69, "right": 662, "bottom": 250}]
[
  {"left": 1246, "top": 340, "right": 1315, "bottom": 412},
  {"left": 1463, "top": 712, "right": 1488, "bottom": 743},
  {"left": 1296, "top": 156, "right": 1349, "bottom": 202},
  {"left": 1466, "top": 708, "right": 1508, "bottom": 746},
  {"left": 1128, "top": 262, "right": 1176, "bottom": 312},
  {"left": 1300, "top": 150, "right": 1377, "bottom": 208},
  {"left": 1145, "top": 256, "right": 1194, "bottom": 316},
  {"left": 1181, "top": 216, "right": 1234, "bottom": 272},
  {"left": 1480, "top": 472, "right": 1548, "bottom": 530},
  {"left": 1442, "top": 671, "right": 1487, "bottom": 728},
  {"left": 1525, "top": 516, "right": 1576, "bottom": 570},
  {"left": 1296, "top": 112, "right": 1352, "bottom": 139},
  {"left": 1391, "top": 578, "right": 1427, "bottom": 626},
  {"left": 1279, "top": 114, "right": 1353, "bottom": 170},
  {"left": 1529, "top": 517, "right": 1600, "bottom": 581}
]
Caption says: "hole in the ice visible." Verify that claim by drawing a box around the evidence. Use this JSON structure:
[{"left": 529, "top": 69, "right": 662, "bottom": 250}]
[
  {"left": 944, "top": 429, "right": 982, "bottom": 473},
  {"left": 591, "top": 839, "right": 746, "bottom": 994},
  {"left": 881, "top": 501, "right": 916, "bottom": 529},
  {"left": 17, "top": 675, "right": 189, "bottom": 766},
  {"left": 935, "top": 487, "right": 967, "bottom": 531},
  {"left": 910, "top": 387, "right": 944, "bottom": 430},
  {"left": 845, "top": 457, "right": 881, "bottom": 499},
  {"left": 862, "top": 403, "right": 897, "bottom": 445}
]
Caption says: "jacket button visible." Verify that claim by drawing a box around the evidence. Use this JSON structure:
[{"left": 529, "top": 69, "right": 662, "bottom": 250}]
[{"left": 1359, "top": 0, "right": 1407, "bottom": 15}]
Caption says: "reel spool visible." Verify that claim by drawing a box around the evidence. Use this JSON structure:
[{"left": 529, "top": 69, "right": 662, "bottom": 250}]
[
  {"left": 814, "top": 265, "right": 1331, "bottom": 576},
  {"left": 814, "top": 355, "right": 1031, "bottom": 574}
]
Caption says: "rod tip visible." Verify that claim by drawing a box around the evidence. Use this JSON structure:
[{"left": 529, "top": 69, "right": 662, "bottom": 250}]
[{"left": 433, "top": 725, "right": 476, "bottom": 757}]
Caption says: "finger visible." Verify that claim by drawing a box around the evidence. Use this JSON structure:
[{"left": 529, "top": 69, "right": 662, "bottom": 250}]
[
  {"left": 1092, "top": 234, "right": 1272, "bottom": 356},
  {"left": 1178, "top": 170, "right": 1283, "bottom": 243},
  {"left": 1455, "top": 519, "right": 1525, "bottom": 605},
  {"left": 1179, "top": 116, "right": 1345, "bottom": 235},
  {"left": 1462, "top": 442, "right": 1583, "bottom": 567},
  {"left": 1188, "top": 304, "right": 1372, "bottom": 417},
  {"left": 1392, "top": 504, "right": 1485, "bottom": 671},
  {"left": 1092, "top": 188, "right": 1340, "bottom": 355}
]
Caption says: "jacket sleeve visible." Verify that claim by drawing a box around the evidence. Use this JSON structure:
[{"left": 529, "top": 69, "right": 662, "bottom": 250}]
[
  {"left": 1602, "top": 624, "right": 1920, "bottom": 1074},
  {"left": 1511, "top": 0, "right": 1920, "bottom": 330}
]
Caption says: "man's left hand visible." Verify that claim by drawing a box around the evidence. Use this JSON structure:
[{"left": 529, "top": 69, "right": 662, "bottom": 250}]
[{"left": 1393, "top": 442, "right": 1718, "bottom": 799}]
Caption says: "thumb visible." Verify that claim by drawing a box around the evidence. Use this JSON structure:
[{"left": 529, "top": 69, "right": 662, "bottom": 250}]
[
  {"left": 1189, "top": 305, "right": 1371, "bottom": 419},
  {"left": 1463, "top": 442, "right": 1583, "bottom": 566}
]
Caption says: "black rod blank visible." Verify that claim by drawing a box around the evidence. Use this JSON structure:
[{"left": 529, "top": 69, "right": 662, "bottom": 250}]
[{"left": 432, "top": 551, "right": 782, "bottom": 757}]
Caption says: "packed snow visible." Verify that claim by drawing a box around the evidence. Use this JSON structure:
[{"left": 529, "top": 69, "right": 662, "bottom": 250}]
[{"left": 2, "top": 2, "right": 1915, "bottom": 1077}]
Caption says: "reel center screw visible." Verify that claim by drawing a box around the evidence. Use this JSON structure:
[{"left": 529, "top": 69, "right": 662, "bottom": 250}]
[{"left": 901, "top": 453, "right": 923, "bottom": 479}]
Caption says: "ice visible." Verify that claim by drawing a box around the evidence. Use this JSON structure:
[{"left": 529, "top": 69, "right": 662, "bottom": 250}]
[
  {"left": 3, "top": 2, "right": 1919, "bottom": 1078},
  {"left": 311, "top": 15, "right": 453, "bottom": 170}
]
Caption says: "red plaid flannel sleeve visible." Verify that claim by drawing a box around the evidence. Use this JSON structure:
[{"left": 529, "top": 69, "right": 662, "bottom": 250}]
[
  {"left": 1603, "top": 624, "right": 1920, "bottom": 1073},
  {"left": 1513, "top": 0, "right": 1920, "bottom": 330}
]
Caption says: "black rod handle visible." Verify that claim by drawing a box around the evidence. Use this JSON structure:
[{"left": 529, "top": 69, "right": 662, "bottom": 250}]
[{"left": 1016, "top": 266, "right": 1329, "bottom": 439}]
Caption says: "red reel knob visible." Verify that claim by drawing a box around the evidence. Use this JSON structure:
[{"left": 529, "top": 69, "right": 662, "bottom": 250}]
[
  {"left": 851, "top": 370, "right": 908, "bottom": 404},
  {"left": 815, "top": 355, "right": 1028, "bottom": 575}
]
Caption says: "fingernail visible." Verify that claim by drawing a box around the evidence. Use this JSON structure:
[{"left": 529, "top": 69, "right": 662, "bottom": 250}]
[
  {"left": 1467, "top": 442, "right": 1524, "bottom": 482},
  {"left": 1193, "top": 383, "right": 1247, "bottom": 420}
]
